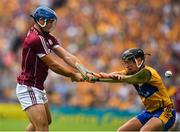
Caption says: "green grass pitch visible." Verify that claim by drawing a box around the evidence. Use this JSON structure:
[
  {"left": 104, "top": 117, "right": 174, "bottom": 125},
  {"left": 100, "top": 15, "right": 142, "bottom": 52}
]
[
  {"left": 0, "top": 104, "right": 132, "bottom": 131},
  {"left": 0, "top": 115, "right": 129, "bottom": 131}
]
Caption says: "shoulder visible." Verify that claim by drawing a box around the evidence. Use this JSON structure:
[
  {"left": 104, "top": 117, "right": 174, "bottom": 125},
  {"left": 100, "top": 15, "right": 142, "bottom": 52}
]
[
  {"left": 47, "top": 33, "right": 57, "bottom": 41},
  {"left": 48, "top": 33, "right": 60, "bottom": 44},
  {"left": 48, "top": 33, "right": 57, "bottom": 39},
  {"left": 25, "top": 30, "right": 41, "bottom": 47},
  {"left": 145, "top": 66, "right": 161, "bottom": 80},
  {"left": 145, "top": 66, "right": 158, "bottom": 75}
]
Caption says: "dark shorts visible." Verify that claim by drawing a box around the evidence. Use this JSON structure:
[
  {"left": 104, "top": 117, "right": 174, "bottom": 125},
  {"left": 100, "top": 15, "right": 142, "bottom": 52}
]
[{"left": 136, "top": 107, "right": 176, "bottom": 131}]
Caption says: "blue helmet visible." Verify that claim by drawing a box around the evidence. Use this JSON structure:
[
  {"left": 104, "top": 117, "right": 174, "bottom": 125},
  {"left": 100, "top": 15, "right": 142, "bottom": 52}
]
[{"left": 31, "top": 6, "right": 57, "bottom": 21}]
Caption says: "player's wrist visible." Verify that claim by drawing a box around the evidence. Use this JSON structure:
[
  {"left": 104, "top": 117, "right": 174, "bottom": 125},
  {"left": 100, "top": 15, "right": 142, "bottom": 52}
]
[{"left": 75, "top": 62, "right": 90, "bottom": 80}]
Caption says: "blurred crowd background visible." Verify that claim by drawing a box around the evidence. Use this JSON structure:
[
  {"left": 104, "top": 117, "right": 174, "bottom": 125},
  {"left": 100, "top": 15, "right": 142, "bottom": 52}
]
[{"left": 0, "top": 0, "right": 179, "bottom": 112}]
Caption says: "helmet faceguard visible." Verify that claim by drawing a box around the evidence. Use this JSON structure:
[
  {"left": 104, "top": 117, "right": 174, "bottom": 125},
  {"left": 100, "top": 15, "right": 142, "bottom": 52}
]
[{"left": 121, "top": 48, "right": 145, "bottom": 61}]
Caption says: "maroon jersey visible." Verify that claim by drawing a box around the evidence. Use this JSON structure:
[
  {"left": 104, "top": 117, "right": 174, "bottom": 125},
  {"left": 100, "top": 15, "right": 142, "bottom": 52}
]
[
  {"left": 17, "top": 27, "right": 60, "bottom": 90},
  {"left": 174, "top": 88, "right": 180, "bottom": 112}
]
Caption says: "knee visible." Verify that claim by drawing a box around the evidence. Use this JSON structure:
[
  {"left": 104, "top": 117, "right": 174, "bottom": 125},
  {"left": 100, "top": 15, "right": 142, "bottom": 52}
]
[
  {"left": 34, "top": 120, "right": 48, "bottom": 130},
  {"left": 36, "top": 124, "right": 48, "bottom": 131}
]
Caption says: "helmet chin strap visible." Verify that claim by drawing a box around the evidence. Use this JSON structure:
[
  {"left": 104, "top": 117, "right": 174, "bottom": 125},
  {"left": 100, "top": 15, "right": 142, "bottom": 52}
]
[
  {"left": 36, "top": 19, "right": 49, "bottom": 33},
  {"left": 134, "top": 58, "right": 144, "bottom": 69},
  {"left": 37, "top": 19, "right": 47, "bottom": 28}
]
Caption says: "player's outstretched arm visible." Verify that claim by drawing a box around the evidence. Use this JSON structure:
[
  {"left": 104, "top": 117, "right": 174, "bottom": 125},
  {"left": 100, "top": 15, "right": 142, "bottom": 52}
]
[
  {"left": 53, "top": 47, "right": 82, "bottom": 68},
  {"left": 119, "top": 68, "right": 151, "bottom": 84},
  {"left": 53, "top": 47, "right": 92, "bottom": 80},
  {"left": 95, "top": 70, "right": 127, "bottom": 78},
  {"left": 41, "top": 54, "right": 83, "bottom": 81},
  {"left": 92, "top": 69, "right": 151, "bottom": 84}
]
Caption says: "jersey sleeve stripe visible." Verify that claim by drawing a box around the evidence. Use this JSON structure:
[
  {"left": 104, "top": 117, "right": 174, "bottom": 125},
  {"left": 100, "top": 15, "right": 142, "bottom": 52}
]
[
  {"left": 39, "top": 36, "right": 49, "bottom": 54},
  {"left": 37, "top": 53, "right": 46, "bottom": 58},
  {"left": 52, "top": 45, "right": 60, "bottom": 49}
]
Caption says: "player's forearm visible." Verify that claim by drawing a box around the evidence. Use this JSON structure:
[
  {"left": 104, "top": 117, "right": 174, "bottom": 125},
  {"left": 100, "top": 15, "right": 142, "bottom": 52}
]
[
  {"left": 53, "top": 46, "right": 89, "bottom": 78},
  {"left": 61, "top": 53, "right": 90, "bottom": 77},
  {"left": 41, "top": 51, "right": 76, "bottom": 77},
  {"left": 53, "top": 46, "right": 80, "bottom": 69},
  {"left": 110, "top": 70, "right": 127, "bottom": 75},
  {"left": 49, "top": 63, "right": 74, "bottom": 77},
  {"left": 63, "top": 55, "right": 81, "bottom": 69}
]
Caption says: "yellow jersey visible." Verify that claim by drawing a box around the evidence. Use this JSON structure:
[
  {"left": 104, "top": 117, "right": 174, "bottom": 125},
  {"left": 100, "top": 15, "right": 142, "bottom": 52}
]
[{"left": 133, "top": 66, "right": 173, "bottom": 112}]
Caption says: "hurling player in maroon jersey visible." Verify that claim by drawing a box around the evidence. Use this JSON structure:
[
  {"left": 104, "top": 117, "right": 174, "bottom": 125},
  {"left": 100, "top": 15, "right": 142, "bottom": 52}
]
[{"left": 16, "top": 6, "right": 92, "bottom": 131}]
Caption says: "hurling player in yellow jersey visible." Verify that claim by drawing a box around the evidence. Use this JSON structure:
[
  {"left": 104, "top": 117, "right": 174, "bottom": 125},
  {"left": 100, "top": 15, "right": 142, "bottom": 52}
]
[{"left": 97, "top": 48, "right": 176, "bottom": 131}]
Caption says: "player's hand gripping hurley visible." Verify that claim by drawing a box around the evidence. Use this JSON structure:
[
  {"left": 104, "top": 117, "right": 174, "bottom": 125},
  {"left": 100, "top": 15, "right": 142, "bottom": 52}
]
[
  {"left": 90, "top": 68, "right": 149, "bottom": 84},
  {"left": 75, "top": 62, "right": 94, "bottom": 80}
]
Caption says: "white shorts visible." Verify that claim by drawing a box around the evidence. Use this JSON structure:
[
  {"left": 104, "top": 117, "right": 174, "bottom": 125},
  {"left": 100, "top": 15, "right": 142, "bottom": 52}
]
[
  {"left": 177, "top": 112, "right": 180, "bottom": 122},
  {"left": 16, "top": 83, "right": 48, "bottom": 110}
]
